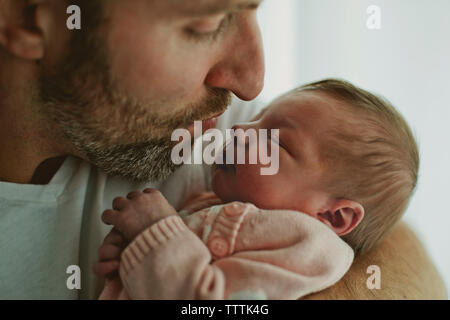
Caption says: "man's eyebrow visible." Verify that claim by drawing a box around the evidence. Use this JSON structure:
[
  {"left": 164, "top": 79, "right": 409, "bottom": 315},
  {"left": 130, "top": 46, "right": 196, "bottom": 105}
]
[{"left": 180, "top": 0, "right": 263, "bottom": 16}]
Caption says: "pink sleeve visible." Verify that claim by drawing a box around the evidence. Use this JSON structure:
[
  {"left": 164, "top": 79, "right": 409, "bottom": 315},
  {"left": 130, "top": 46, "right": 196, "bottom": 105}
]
[{"left": 117, "top": 202, "right": 354, "bottom": 300}]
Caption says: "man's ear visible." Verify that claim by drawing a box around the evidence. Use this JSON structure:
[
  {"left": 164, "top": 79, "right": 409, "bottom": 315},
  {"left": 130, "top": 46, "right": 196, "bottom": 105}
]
[
  {"left": 317, "top": 199, "right": 364, "bottom": 236},
  {"left": 0, "top": 0, "right": 45, "bottom": 60}
]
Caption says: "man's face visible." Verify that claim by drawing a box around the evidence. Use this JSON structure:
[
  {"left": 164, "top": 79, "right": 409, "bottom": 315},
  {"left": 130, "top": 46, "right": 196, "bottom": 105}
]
[{"left": 38, "top": 0, "right": 265, "bottom": 182}]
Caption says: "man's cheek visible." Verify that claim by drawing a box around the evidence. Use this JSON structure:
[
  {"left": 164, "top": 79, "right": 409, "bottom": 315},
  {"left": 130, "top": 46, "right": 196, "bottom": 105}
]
[{"left": 125, "top": 53, "right": 205, "bottom": 107}]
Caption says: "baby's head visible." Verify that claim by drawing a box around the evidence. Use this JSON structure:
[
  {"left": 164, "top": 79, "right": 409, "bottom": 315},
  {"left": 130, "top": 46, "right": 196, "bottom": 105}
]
[{"left": 212, "top": 79, "right": 419, "bottom": 255}]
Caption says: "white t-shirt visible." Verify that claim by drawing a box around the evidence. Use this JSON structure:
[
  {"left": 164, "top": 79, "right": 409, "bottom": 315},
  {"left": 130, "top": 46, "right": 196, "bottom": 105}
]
[{"left": 0, "top": 98, "right": 264, "bottom": 299}]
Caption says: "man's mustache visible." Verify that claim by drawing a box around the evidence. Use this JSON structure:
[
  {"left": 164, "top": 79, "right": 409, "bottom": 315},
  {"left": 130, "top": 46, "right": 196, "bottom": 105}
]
[{"left": 170, "top": 88, "right": 232, "bottom": 130}]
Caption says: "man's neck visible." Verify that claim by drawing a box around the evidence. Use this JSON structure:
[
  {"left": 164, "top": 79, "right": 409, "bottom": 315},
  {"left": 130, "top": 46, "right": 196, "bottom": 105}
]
[
  {"left": 0, "top": 132, "right": 67, "bottom": 185},
  {"left": 29, "top": 156, "right": 68, "bottom": 185},
  {"left": 0, "top": 99, "right": 69, "bottom": 185}
]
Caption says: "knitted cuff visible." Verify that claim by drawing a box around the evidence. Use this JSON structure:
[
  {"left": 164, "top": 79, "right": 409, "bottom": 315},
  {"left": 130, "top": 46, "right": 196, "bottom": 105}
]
[
  {"left": 120, "top": 215, "right": 189, "bottom": 275},
  {"left": 205, "top": 202, "right": 253, "bottom": 260}
]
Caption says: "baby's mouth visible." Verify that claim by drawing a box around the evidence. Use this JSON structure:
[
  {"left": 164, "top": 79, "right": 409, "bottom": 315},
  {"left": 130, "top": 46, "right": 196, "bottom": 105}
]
[
  {"left": 213, "top": 145, "right": 236, "bottom": 174},
  {"left": 215, "top": 162, "right": 236, "bottom": 174}
]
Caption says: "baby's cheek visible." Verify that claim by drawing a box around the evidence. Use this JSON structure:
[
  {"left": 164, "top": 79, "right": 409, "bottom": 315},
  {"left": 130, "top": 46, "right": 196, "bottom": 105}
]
[
  {"left": 248, "top": 187, "right": 273, "bottom": 207},
  {"left": 235, "top": 168, "right": 276, "bottom": 204}
]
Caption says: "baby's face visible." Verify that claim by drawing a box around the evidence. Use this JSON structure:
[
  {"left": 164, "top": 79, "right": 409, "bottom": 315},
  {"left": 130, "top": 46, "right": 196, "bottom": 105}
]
[{"left": 212, "top": 91, "right": 338, "bottom": 213}]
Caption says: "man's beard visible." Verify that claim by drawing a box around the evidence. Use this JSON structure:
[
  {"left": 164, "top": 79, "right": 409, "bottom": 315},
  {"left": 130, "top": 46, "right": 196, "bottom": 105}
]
[{"left": 36, "top": 15, "right": 232, "bottom": 182}]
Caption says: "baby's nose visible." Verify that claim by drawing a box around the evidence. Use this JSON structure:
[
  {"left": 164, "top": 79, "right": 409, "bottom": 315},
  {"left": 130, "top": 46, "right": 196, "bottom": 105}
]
[
  {"left": 231, "top": 123, "right": 247, "bottom": 131},
  {"left": 232, "top": 124, "right": 251, "bottom": 145}
]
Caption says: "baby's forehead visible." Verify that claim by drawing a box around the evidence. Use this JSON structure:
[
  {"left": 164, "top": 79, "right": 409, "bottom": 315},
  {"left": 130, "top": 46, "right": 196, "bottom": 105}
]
[{"left": 266, "top": 91, "right": 341, "bottom": 125}]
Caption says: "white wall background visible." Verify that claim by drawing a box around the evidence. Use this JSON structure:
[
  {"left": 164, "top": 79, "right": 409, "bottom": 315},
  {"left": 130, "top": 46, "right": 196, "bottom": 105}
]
[{"left": 257, "top": 0, "right": 450, "bottom": 295}]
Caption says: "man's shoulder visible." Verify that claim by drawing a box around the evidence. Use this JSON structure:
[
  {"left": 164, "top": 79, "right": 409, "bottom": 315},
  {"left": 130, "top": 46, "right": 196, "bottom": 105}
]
[{"left": 303, "top": 221, "right": 448, "bottom": 300}]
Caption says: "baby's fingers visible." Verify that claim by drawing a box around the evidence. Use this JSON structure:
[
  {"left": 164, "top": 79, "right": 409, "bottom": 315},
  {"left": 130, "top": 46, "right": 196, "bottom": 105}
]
[
  {"left": 103, "top": 228, "right": 126, "bottom": 247},
  {"left": 102, "top": 209, "right": 120, "bottom": 226},
  {"left": 102, "top": 211, "right": 134, "bottom": 239},
  {"left": 93, "top": 260, "right": 120, "bottom": 279},
  {"left": 98, "top": 244, "right": 123, "bottom": 262}
]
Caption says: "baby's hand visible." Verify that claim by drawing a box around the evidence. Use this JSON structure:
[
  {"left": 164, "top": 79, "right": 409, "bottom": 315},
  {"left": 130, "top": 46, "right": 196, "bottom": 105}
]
[
  {"left": 93, "top": 227, "right": 126, "bottom": 279},
  {"left": 101, "top": 188, "right": 177, "bottom": 242}
]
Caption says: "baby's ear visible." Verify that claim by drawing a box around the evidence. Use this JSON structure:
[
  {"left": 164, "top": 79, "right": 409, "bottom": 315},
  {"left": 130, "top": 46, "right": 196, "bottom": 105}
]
[{"left": 317, "top": 200, "right": 364, "bottom": 236}]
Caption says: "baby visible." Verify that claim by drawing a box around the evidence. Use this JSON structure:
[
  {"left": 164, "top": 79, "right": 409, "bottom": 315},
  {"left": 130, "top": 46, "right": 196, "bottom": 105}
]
[{"left": 95, "top": 79, "right": 419, "bottom": 300}]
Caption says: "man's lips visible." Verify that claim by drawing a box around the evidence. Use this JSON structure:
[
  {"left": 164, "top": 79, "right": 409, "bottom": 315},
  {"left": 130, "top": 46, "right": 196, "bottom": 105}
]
[
  {"left": 201, "top": 117, "right": 219, "bottom": 131},
  {"left": 187, "top": 111, "right": 225, "bottom": 133},
  {"left": 202, "top": 110, "right": 225, "bottom": 125}
]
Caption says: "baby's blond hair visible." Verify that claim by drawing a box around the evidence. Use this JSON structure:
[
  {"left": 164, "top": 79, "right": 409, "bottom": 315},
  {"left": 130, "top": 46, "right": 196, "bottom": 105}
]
[{"left": 296, "top": 79, "right": 419, "bottom": 255}]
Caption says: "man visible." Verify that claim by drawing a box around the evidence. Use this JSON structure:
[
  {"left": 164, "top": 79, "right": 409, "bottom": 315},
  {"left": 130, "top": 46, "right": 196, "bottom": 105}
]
[{"left": 0, "top": 0, "right": 446, "bottom": 299}]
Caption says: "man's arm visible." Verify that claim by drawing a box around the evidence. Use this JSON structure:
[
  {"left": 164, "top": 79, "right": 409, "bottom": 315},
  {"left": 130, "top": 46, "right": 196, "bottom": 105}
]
[{"left": 303, "top": 221, "right": 447, "bottom": 300}]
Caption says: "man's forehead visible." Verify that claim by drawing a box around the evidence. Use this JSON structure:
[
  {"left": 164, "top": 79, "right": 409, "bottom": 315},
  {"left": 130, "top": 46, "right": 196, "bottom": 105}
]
[{"left": 174, "top": 0, "right": 263, "bottom": 16}]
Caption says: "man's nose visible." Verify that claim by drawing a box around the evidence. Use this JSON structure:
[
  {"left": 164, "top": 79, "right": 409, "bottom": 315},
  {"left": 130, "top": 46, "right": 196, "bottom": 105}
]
[{"left": 205, "top": 15, "right": 265, "bottom": 101}]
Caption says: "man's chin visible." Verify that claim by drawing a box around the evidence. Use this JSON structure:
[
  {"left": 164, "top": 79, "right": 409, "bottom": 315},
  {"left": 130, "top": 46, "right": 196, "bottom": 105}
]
[
  {"left": 101, "top": 161, "right": 179, "bottom": 183},
  {"left": 81, "top": 141, "right": 179, "bottom": 183}
]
